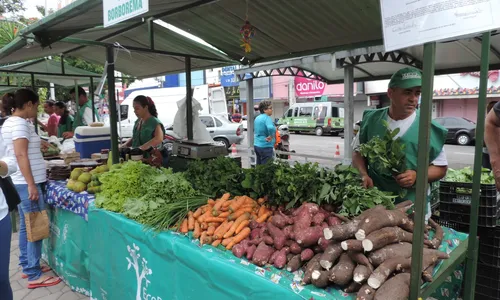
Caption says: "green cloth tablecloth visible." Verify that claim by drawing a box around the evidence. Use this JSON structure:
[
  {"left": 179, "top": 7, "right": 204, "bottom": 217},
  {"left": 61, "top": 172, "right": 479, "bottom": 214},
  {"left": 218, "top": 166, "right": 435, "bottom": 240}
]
[
  {"left": 87, "top": 206, "right": 467, "bottom": 300},
  {"left": 42, "top": 207, "right": 91, "bottom": 296}
]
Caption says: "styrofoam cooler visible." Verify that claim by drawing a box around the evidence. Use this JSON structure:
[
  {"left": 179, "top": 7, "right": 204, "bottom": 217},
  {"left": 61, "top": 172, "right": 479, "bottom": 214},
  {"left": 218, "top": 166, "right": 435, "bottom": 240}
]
[{"left": 74, "top": 126, "right": 111, "bottom": 158}]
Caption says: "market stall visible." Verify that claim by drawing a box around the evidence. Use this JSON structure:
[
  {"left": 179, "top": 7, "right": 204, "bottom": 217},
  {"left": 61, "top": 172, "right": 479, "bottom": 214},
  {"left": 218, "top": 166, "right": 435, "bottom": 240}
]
[{"left": 2, "top": 1, "right": 498, "bottom": 299}]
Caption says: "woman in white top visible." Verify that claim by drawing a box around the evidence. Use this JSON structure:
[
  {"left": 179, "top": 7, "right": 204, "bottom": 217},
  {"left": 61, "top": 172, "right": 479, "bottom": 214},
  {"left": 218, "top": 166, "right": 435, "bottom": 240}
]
[
  {"left": 1, "top": 90, "right": 61, "bottom": 289},
  {"left": 0, "top": 132, "right": 18, "bottom": 300}
]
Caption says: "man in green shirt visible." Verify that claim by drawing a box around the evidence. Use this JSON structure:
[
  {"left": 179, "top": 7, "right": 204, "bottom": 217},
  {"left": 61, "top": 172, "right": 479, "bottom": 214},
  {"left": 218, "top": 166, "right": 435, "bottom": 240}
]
[
  {"left": 352, "top": 67, "right": 448, "bottom": 218},
  {"left": 62, "top": 87, "right": 99, "bottom": 139}
]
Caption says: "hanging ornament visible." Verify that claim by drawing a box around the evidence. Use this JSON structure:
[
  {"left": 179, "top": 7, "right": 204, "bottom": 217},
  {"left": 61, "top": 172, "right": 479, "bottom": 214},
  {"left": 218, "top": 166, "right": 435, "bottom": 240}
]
[{"left": 240, "top": 20, "right": 255, "bottom": 53}]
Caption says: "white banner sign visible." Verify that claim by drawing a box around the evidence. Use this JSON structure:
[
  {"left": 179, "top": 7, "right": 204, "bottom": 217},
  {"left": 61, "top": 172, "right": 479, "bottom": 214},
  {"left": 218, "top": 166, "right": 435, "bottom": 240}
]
[
  {"left": 103, "top": 0, "right": 149, "bottom": 28},
  {"left": 380, "top": 0, "right": 500, "bottom": 51}
]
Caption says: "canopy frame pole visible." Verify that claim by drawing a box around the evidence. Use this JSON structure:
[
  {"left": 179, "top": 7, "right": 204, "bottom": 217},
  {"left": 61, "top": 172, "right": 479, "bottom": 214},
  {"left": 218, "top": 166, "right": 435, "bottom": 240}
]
[
  {"left": 148, "top": 18, "right": 155, "bottom": 50},
  {"left": 463, "top": 31, "right": 491, "bottom": 299},
  {"left": 60, "top": 54, "right": 65, "bottom": 74},
  {"left": 31, "top": 73, "right": 38, "bottom": 134},
  {"left": 185, "top": 57, "right": 193, "bottom": 140},
  {"left": 343, "top": 65, "right": 354, "bottom": 164},
  {"left": 61, "top": 37, "right": 231, "bottom": 63},
  {"left": 246, "top": 79, "right": 255, "bottom": 166},
  {"left": 106, "top": 46, "right": 119, "bottom": 164},
  {"left": 409, "top": 41, "right": 436, "bottom": 300},
  {"left": 90, "top": 76, "right": 95, "bottom": 122}
]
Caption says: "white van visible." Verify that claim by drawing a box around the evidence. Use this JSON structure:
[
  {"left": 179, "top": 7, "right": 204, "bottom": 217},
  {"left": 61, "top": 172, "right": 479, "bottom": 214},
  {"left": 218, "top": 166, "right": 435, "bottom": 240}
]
[{"left": 118, "top": 84, "right": 228, "bottom": 138}]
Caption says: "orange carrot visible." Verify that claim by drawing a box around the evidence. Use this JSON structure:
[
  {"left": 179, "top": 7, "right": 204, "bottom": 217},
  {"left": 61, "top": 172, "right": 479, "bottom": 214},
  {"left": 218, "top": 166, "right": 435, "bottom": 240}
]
[
  {"left": 224, "top": 213, "right": 250, "bottom": 238},
  {"left": 207, "top": 225, "right": 216, "bottom": 236},
  {"left": 193, "top": 221, "right": 201, "bottom": 239},
  {"left": 236, "top": 220, "right": 250, "bottom": 234},
  {"left": 180, "top": 218, "right": 189, "bottom": 233},
  {"left": 211, "top": 239, "right": 222, "bottom": 247},
  {"left": 214, "top": 221, "right": 233, "bottom": 240},
  {"left": 221, "top": 193, "right": 231, "bottom": 202},
  {"left": 200, "top": 204, "right": 212, "bottom": 214},
  {"left": 229, "top": 197, "right": 245, "bottom": 212},
  {"left": 257, "top": 197, "right": 266, "bottom": 205},
  {"left": 251, "top": 213, "right": 258, "bottom": 221},
  {"left": 229, "top": 207, "right": 253, "bottom": 221},
  {"left": 203, "top": 235, "right": 213, "bottom": 245},
  {"left": 213, "top": 220, "right": 228, "bottom": 237},
  {"left": 222, "top": 199, "right": 233, "bottom": 209},
  {"left": 226, "top": 227, "right": 251, "bottom": 250},
  {"left": 207, "top": 199, "right": 216, "bottom": 205},
  {"left": 197, "top": 210, "right": 213, "bottom": 223},
  {"left": 218, "top": 211, "right": 230, "bottom": 218},
  {"left": 257, "top": 206, "right": 267, "bottom": 218},
  {"left": 188, "top": 212, "right": 195, "bottom": 231},
  {"left": 256, "top": 211, "right": 272, "bottom": 223},
  {"left": 200, "top": 222, "right": 208, "bottom": 230},
  {"left": 222, "top": 237, "right": 234, "bottom": 247},
  {"left": 204, "top": 217, "right": 226, "bottom": 223},
  {"left": 200, "top": 231, "right": 208, "bottom": 245},
  {"left": 193, "top": 207, "right": 203, "bottom": 219}
]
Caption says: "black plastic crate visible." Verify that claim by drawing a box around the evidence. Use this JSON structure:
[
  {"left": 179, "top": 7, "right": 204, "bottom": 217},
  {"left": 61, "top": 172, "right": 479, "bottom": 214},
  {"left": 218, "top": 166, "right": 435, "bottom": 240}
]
[
  {"left": 475, "top": 284, "right": 500, "bottom": 300},
  {"left": 437, "top": 220, "right": 471, "bottom": 233},
  {"left": 439, "top": 181, "right": 499, "bottom": 227}
]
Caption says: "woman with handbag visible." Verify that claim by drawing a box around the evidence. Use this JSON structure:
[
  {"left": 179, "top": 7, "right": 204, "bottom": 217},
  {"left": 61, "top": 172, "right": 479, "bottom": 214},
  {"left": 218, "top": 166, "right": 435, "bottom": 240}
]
[
  {"left": 0, "top": 131, "right": 18, "bottom": 299},
  {"left": 1, "top": 89, "right": 61, "bottom": 289}
]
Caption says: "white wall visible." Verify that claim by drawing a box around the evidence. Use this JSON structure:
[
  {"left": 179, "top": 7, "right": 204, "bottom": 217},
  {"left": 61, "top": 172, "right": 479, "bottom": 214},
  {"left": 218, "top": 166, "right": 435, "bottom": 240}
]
[{"left": 205, "top": 68, "right": 222, "bottom": 85}]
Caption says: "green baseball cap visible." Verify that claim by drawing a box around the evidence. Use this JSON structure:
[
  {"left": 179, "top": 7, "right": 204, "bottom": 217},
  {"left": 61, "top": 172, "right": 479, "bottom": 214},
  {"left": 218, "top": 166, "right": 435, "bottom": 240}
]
[{"left": 388, "top": 67, "right": 422, "bottom": 89}]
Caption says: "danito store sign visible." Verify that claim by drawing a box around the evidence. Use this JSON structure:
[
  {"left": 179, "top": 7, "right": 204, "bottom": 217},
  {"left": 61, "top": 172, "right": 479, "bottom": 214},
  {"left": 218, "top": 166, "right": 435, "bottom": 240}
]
[
  {"left": 294, "top": 77, "right": 326, "bottom": 97},
  {"left": 104, "top": 0, "right": 149, "bottom": 28}
]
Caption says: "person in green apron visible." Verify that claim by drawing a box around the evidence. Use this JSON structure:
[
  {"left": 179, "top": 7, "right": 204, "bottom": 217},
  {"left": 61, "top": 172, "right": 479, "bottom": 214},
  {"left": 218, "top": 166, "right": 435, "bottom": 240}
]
[
  {"left": 121, "top": 95, "right": 165, "bottom": 151},
  {"left": 54, "top": 101, "right": 74, "bottom": 138},
  {"left": 352, "top": 67, "right": 448, "bottom": 219},
  {"left": 62, "top": 87, "right": 99, "bottom": 139}
]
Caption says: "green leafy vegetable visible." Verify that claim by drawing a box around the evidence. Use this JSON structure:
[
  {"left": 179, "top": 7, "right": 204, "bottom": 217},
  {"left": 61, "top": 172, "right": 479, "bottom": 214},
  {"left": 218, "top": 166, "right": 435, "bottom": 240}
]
[
  {"left": 444, "top": 167, "right": 495, "bottom": 184},
  {"left": 358, "top": 121, "right": 407, "bottom": 198}
]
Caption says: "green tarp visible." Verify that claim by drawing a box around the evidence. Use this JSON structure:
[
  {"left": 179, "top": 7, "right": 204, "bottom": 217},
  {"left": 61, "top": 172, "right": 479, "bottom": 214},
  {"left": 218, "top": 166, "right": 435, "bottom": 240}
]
[{"left": 42, "top": 207, "right": 91, "bottom": 296}]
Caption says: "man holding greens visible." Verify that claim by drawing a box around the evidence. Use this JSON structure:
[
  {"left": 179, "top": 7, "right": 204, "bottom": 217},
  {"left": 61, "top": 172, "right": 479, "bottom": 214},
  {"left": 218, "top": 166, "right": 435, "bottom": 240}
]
[{"left": 352, "top": 67, "right": 448, "bottom": 219}]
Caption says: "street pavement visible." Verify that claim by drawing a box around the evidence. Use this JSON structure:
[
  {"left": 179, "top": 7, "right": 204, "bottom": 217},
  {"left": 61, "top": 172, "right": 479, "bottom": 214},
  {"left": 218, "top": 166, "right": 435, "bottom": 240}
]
[{"left": 235, "top": 132, "right": 476, "bottom": 169}]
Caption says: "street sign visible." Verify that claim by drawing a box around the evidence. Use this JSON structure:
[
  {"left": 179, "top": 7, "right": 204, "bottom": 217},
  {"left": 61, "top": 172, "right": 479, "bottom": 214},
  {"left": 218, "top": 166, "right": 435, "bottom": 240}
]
[
  {"left": 380, "top": 0, "right": 500, "bottom": 51},
  {"left": 104, "top": 0, "right": 149, "bottom": 28}
]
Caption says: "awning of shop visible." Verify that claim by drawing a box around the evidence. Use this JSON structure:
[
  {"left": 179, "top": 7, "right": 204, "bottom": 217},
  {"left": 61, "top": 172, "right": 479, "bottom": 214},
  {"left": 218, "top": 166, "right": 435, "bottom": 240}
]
[
  {"left": 0, "top": 58, "right": 101, "bottom": 86},
  {"left": 0, "top": 1, "right": 236, "bottom": 78}
]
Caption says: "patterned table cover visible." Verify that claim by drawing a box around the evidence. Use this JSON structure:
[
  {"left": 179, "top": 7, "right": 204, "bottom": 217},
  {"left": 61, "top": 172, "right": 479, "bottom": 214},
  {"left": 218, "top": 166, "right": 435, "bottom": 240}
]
[{"left": 45, "top": 180, "right": 94, "bottom": 221}]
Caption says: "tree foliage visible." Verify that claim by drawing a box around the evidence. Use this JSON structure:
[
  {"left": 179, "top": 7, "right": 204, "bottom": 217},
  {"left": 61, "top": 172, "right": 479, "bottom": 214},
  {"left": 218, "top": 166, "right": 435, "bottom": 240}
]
[{"left": 0, "top": 0, "right": 25, "bottom": 15}]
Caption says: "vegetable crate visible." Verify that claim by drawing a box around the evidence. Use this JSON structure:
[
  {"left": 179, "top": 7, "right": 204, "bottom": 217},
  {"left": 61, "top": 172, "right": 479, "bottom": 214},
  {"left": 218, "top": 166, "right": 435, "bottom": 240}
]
[
  {"left": 475, "top": 262, "right": 500, "bottom": 300},
  {"left": 438, "top": 181, "right": 499, "bottom": 227}
]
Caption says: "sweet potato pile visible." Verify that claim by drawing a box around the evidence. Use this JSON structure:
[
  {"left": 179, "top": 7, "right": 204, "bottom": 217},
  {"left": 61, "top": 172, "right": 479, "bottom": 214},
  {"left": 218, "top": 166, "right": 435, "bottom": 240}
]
[{"left": 230, "top": 203, "right": 344, "bottom": 269}]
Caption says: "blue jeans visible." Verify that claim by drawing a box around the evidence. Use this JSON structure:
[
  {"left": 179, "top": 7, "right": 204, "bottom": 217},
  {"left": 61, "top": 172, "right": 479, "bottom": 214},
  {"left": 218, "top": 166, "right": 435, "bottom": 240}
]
[
  {"left": 254, "top": 146, "right": 274, "bottom": 165},
  {"left": 0, "top": 214, "right": 12, "bottom": 300},
  {"left": 15, "top": 184, "right": 45, "bottom": 281}
]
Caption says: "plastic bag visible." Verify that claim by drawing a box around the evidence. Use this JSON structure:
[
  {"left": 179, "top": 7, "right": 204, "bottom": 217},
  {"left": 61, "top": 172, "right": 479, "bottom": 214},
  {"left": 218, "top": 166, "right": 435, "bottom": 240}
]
[
  {"left": 47, "top": 136, "right": 75, "bottom": 154},
  {"left": 173, "top": 97, "right": 213, "bottom": 143}
]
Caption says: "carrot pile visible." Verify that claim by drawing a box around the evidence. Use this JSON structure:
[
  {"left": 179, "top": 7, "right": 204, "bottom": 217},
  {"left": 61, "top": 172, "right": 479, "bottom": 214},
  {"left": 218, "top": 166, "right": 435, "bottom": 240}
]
[{"left": 179, "top": 193, "right": 271, "bottom": 250}]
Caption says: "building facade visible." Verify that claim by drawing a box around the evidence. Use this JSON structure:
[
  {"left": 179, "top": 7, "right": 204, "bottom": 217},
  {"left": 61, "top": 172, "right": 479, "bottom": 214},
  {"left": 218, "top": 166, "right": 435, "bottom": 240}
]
[{"left": 364, "top": 71, "right": 500, "bottom": 123}]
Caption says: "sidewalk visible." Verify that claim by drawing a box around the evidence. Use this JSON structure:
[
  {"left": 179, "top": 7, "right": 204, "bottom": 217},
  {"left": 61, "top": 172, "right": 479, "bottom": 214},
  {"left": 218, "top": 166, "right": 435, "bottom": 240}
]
[{"left": 9, "top": 231, "right": 88, "bottom": 300}]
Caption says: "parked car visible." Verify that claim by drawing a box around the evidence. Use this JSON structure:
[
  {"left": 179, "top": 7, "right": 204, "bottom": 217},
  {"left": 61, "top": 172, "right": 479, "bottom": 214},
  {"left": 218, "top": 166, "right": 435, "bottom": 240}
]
[
  {"left": 433, "top": 117, "right": 476, "bottom": 145},
  {"left": 199, "top": 114, "right": 244, "bottom": 148}
]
